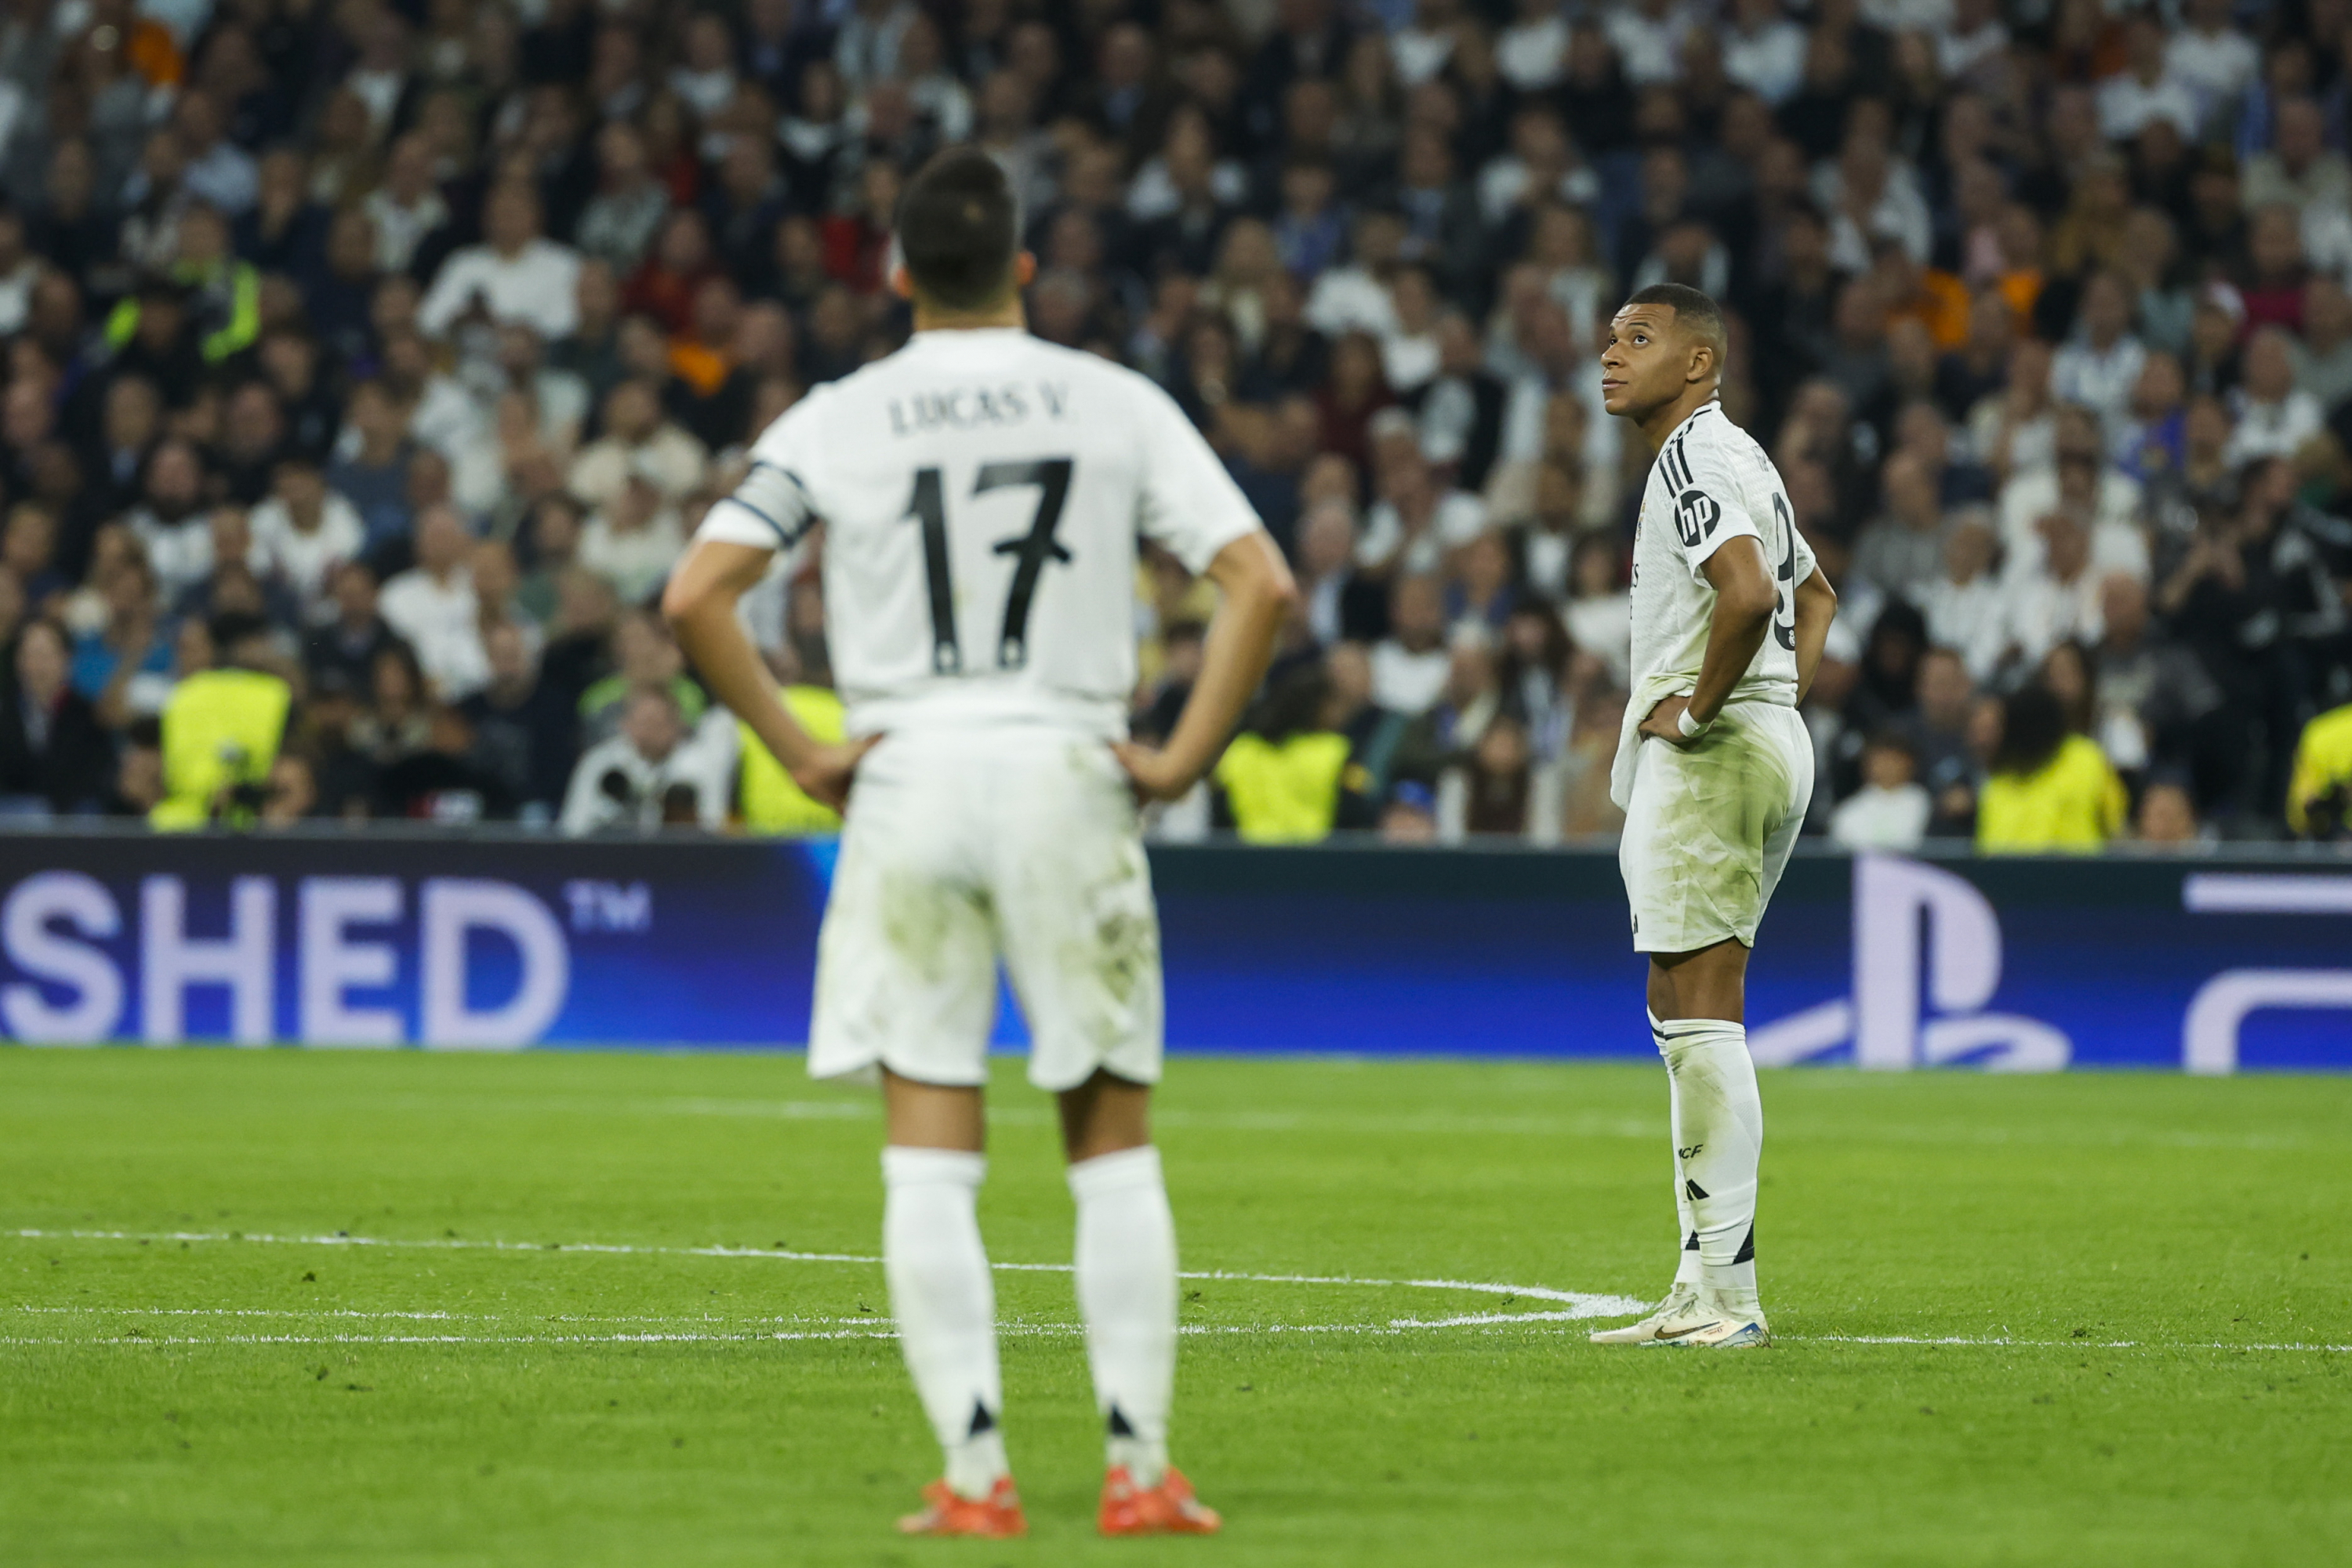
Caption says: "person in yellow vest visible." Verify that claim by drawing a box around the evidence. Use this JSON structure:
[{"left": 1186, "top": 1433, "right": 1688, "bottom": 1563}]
[
  {"left": 1976, "top": 682, "right": 2126, "bottom": 853},
  {"left": 152, "top": 613, "right": 292, "bottom": 830},
  {"left": 1210, "top": 662, "right": 1374, "bottom": 843},
  {"left": 739, "top": 683, "right": 848, "bottom": 834},
  {"left": 2285, "top": 701, "right": 2352, "bottom": 838}
]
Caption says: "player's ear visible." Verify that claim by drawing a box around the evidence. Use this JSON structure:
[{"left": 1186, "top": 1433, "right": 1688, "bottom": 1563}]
[
  {"left": 1013, "top": 251, "right": 1038, "bottom": 289},
  {"left": 889, "top": 264, "right": 915, "bottom": 302}
]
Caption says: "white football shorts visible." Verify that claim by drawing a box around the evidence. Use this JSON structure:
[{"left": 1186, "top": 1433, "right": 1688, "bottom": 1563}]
[
  {"left": 1618, "top": 699, "right": 1814, "bottom": 954},
  {"left": 808, "top": 725, "right": 1163, "bottom": 1091}
]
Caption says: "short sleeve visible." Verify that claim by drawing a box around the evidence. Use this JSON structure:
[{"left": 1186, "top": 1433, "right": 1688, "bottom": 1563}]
[
  {"left": 1131, "top": 376, "right": 1264, "bottom": 574},
  {"left": 1660, "top": 434, "right": 1762, "bottom": 584},
  {"left": 694, "top": 390, "right": 831, "bottom": 553},
  {"left": 1790, "top": 510, "right": 1819, "bottom": 586}
]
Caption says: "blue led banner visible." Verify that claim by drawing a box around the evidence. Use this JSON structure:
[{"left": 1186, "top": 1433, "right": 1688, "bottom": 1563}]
[{"left": 0, "top": 833, "right": 2345, "bottom": 1073}]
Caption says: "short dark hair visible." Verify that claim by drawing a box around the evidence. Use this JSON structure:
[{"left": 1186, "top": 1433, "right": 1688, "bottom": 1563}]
[
  {"left": 1622, "top": 282, "right": 1727, "bottom": 369},
  {"left": 896, "top": 148, "right": 1018, "bottom": 311}
]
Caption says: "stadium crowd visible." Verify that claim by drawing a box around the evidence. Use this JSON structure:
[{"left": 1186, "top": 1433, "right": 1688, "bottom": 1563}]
[{"left": 2, "top": 0, "right": 2352, "bottom": 848}]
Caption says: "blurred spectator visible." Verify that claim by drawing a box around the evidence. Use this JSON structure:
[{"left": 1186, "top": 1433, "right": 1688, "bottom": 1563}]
[
  {"left": 1213, "top": 662, "right": 1372, "bottom": 844},
  {"left": 2286, "top": 699, "right": 2352, "bottom": 839},
  {"left": 418, "top": 182, "right": 582, "bottom": 343},
  {"left": 0, "top": 616, "right": 111, "bottom": 813},
  {"left": 568, "top": 379, "right": 707, "bottom": 510},
  {"left": 560, "top": 684, "right": 726, "bottom": 833},
  {"left": 152, "top": 612, "right": 292, "bottom": 829},
  {"left": 1976, "top": 682, "right": 2129, "bottom": 853},
  {"left": 249, "top": 453, "right": 364, "bottom": 615},
  {"left": 1830, "top": 731, "right": 1932, "bottom": 851},
  {"left": 378, "top": 506, "right": 486, "bottom": 699},
  {"left": 1370, "top": 574, "right": 1451, "bottom": 717},
  {"left": 2134, "top": 776, "right": 2206, "bottom": 845}
]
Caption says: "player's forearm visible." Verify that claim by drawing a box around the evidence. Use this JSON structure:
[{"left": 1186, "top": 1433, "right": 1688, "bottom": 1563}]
[
  {"left": 672, "top": 598, "right": 819, "bottom": 771},
  {"left": 662, "top": 545, "right": 822, "bottom": 773},
  {"left": 1689, "top": 597, "right": 1772, "bottom": 725},
  {"left": 1791, "top": 568, "right": 1837, "bottom": 706},
  {"left": 1154, "top": 535, "right": 1298, "bottom": 788}
]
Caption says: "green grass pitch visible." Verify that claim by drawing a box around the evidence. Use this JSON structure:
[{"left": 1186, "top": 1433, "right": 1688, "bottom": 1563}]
[{"left": 3, "top": 1047, "right": 2347, "bottom": 1567}]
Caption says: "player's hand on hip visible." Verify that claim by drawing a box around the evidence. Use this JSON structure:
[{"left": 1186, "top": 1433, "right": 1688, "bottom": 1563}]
[
  {"left": 1639, "top": 695, "right": 1700, "bottom": 747},
  {"left": 792, "top": 735, "right": 882, "bottom": 812},
  {"left": 1110, "top": 739, "right": 1195, "bottom": 804}
]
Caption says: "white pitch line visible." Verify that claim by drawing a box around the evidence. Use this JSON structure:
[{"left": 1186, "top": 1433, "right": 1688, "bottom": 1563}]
[
  {"left": 15, "top": 1230, "right": 2340, "bottom": 1354},
  {"left": 4, "top": 1228, "right": 1642, "bottom": 1317}
]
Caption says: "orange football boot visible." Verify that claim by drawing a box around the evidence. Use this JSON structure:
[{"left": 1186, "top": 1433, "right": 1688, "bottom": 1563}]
[
  {"left": 895, "top": 1477, "right": 1027, "bottom": 1537},
  {"left": 1097, "top": 1465, "right": 1221, "bottom": 1537}
]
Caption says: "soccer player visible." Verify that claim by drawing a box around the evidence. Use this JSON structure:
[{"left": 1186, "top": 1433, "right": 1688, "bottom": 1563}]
[
  {"left": 662, "top": 149, "right": 1294, "bottom": 1535},
  {"left": 1586, "top": 285, "right": 1837, "bottom": 1349}
]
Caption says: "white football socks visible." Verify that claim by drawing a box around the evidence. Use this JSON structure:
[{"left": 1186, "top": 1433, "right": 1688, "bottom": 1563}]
[
  {"left": 1653, "top": 1011, "right": 1703, "bottom": 1291},
  {"left": 1068, "top": 1145, "right": 1178, "bottom": 1487},
  {"left": 880, "top": 1146, "right": 1008, "bottom": 1499},
  {"left": 1655, "top": 1018, "right": 1764, "bottom": 1314}
]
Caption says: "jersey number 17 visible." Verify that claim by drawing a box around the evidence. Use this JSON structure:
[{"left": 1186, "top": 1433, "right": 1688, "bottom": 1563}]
[{"left": 903, "top": 458, "right": 1076, "bottom": 673}]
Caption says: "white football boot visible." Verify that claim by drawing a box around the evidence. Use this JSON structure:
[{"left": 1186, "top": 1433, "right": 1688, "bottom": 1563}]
[
  {"left": 1588, "top": 1283, "right": 1701, "bottom": 1345},
  {"left": 1591, "top": 1287, "right": 1771, "bottom": 1348}
]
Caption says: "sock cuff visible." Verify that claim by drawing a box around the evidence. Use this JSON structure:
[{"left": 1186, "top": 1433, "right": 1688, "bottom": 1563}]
[
  {"left": 882, "top": 1145, "right": 987, "bottom": 1189},
  {"left": 1653, "top": 1016, "right": 1746, "bottom": 1042},
  {"left": 1065, "top": 1144, "right": 1163, "bottom": 1200}
]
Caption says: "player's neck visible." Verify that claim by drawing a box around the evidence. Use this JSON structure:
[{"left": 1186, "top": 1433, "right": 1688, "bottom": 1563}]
[
  {"left": 911, "top": 296, "right": 1029, "bottom": 334},
  {"left": 1635, "top": 383, "right": 1721, "bottom": 454}
]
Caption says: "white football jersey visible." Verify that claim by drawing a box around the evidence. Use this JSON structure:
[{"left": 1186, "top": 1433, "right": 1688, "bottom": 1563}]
[
  {"left": 1628, "top": 399, "right": 1817, "bottom": 709},
  {"left": 696, "top": 327, "right": 1262, "bottom": 738}
]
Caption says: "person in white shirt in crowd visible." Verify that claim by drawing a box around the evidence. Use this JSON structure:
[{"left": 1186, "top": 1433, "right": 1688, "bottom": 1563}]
[
  {"left": 1606, "top": 0, "right": 1690, "bottom": 88},
  {"left": 1924, "top": 514, "right": 2009, "bottom": 683},
  {"left": 1972, "top": 333, "right": 2057, "bottom": 480},
  {"left": 2051, "top": 270, "right": 2147, "bottom": 443},
  {"left": 2001, "top": 510, "right": 2107, "bottom": 673},
  {"left": 2244, "top": 96, "right": 2352, "bottom": 212},
  {"left": 1495, "top": 298, "right": 1621, "bottom": 481},
  {"left": 1562, "top": 532, "right": 1632, "bottom": 691},
  {"left": 1476, "top": 110, "right": 1602, "bottom": 227},
  {"left": 2291, "top": 277, "right": 2352, "bottom": 412},
  {"left": 1357, "top": 441, "right": 1486, "bottom": 577},
  {"left": 568, "top": 379, "right": 709, "bottom": 511},
  {"left": 1830, "top": 731, "right": 1932, "bottom": 851},
  {"left": 249, "top": 453, "right": 365, "bottom": 619},
  {"left": 2225, "top": 326, "right": 2326, "bottom": 466},
  {"left": 174, "top": 91, "right": 259, "bottom": 216},
  {"left": 2165, "top": 0, "right": 2261, "bottom": 121},
  {"left": 1495, "top": 0, "right": 1570, "bottom": 93},
  {"left": 1722, "top": 0, "right": 1807, "bottom": 106},
  {"left": 575, "top": 120, "right": 673, "bottom": 274},
  {"left": 1849, "top": 449, "right": 1949, "bottom": 607},
  {"left": 379, "top": 504, "right": 488, "bottom": 699},
  {"left": 559, "top": 684, "right": 729, "bottom": 834},
  {"left": 125, "top": 440, "right": 217, "bottom": 604},
  {"left": 1390, "top": 0, "right": 1463, "bottom": 86},
  {"left": 579, "top": 461, "right": 688, "bottom": 605},
  {"left": 1999, "top": 405, "right": 2147, "bottom": 575},
  {"left": 0, "top": 209, "right": 42, "bottom": 336},
  {"left": 492, "top": 325, "right": 590, "bottom": 454},
  {"left": 1370, "top": 573, "right": 1454, "bottom": 716},
  {"left": 1294, "top": 498, "right": 1376, "bottom": 648},
  {"left": 1380, "top": 263, "right": 1443, "bottom": 397},
  {"left": 1936, "top": 0, "right": 2008, "bottom": 83},
  {"left": 417, "top": 181, "right": 583, "bottom": 343},
  {"left": 2098, "top": 14, "right": 2202, "bottom": 143},
  {"left": 1515, "top": 459, "right": 1582, "bottom": 604},
  {"left": 365, "top": 133, "right": 452, "bottom": 276},
  {"left": 1817, "top": 134, "right": 1933, "bottom": 271},
  {"left": 669, "top": 10, "right": 742, "bottom": 118},
  {"left": 1305, "top": 209, "right": 1407, "bottom": 341}
]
